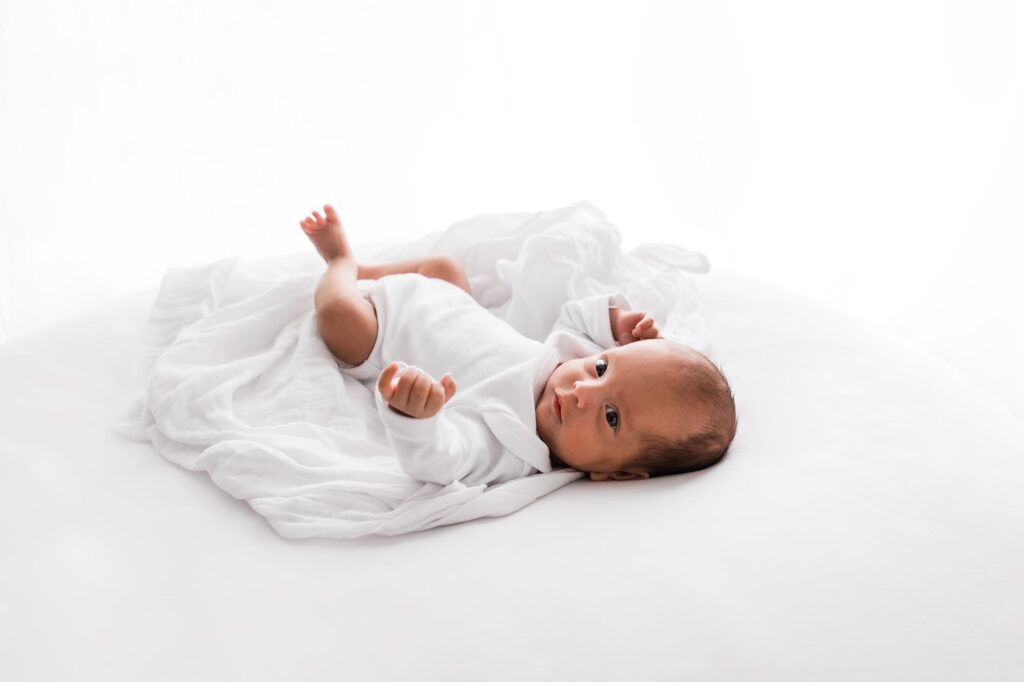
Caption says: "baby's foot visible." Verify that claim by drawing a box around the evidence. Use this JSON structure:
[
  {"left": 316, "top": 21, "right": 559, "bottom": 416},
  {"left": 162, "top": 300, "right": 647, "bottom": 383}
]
[{"left": 299, "top": 204, "right": 353, "bottom": 263}]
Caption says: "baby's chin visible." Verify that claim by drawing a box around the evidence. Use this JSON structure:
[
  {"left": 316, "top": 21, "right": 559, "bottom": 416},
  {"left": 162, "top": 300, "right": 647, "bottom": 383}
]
[
  {"left": 548, "top": 451, "right": 569, "bottom": 469},
  {"left": 534, "top": 395, "right": 561, "bottom": 464},
  {"left": 534, "top": 401, "right": 553, "bottom": 447}
]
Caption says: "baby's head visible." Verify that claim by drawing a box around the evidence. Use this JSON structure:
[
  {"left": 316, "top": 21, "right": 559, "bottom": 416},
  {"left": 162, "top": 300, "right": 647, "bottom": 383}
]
[{"left": 535, "top": 338, "right": 737, "bottom": 481}]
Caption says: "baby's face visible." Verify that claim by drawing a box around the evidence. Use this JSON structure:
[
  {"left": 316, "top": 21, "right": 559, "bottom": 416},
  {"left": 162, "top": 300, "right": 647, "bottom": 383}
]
[{"left": 535, "top": 339, "right": 702, "bottom": 479}]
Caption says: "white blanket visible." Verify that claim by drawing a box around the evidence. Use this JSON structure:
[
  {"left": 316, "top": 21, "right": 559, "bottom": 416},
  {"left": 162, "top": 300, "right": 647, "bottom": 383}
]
[{"left": 114, "top": 202, "right": 711, "bottom": 538}]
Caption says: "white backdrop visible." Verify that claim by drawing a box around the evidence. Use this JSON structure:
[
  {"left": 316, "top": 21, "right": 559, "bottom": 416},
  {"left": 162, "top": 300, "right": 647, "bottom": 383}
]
[{"left": 1, "top": 0, "right": 1021, "bottom": 417}]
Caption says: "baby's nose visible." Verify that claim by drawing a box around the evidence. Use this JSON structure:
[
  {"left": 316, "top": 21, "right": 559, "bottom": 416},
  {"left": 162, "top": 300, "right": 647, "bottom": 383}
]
[{"left": 572, "top": 380, "right": 594, "bottom": 408}]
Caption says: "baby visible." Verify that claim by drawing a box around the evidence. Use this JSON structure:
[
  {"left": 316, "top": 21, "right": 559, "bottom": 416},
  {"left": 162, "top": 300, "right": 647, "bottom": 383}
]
[{"left": 301, "top": 204, "right": 737, "bottom": 484}]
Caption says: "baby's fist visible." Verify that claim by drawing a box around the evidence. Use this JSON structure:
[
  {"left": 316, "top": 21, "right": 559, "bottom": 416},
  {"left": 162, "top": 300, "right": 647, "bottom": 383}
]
[
  {"left": 610, "top": 308, "right": 661, "bottom": 345},
  {"left": 377, "top": 362, "right": 457, "bottom": 419}
]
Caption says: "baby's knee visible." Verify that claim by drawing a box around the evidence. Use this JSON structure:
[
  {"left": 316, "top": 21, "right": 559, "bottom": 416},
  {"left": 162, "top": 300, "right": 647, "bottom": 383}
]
[
  {"left": 315, "top": 293, "right": 379, "bottom": 365},
  {"left": 315, "top": 292, "right": 375, "bottom": 332},
  {"left": 420, "top": 256, "right": 470, "bottom": 294}
]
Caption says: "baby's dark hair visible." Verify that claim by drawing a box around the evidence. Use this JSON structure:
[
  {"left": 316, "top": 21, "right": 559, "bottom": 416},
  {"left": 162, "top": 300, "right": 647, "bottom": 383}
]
[{"left": 630, "top": 343, "right": 737, "bottom": 477}]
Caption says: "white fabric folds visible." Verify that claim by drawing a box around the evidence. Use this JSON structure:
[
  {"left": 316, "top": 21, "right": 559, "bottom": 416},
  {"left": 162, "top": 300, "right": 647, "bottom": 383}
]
[{"left": 114, "top": 201, "right": 710, "bottom": 538}]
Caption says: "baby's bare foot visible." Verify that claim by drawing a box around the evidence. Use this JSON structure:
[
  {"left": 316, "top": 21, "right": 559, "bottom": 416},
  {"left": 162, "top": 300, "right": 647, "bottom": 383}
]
[{"left": 299, "top": 204, "right": 353, "bottom": 263}]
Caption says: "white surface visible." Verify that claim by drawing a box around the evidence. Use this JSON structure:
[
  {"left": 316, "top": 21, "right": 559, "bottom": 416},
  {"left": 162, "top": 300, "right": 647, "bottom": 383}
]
[
  {"left": 2, "top": 0, "right": 1023, "bottom": 418},
  {"left": 2, "top": 267, "right": 1022, "bottom": 680}
]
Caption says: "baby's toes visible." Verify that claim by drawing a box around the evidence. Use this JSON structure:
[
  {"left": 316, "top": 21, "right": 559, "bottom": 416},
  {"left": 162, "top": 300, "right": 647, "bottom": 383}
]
[{"left": 301, "top": 214, "right": 324, "bottom": 234}]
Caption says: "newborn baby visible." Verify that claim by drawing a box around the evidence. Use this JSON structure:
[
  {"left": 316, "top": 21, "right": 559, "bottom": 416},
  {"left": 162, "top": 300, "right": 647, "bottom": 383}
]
[{"left": 301, "top": 204, "right": 737, "bottom": 484}]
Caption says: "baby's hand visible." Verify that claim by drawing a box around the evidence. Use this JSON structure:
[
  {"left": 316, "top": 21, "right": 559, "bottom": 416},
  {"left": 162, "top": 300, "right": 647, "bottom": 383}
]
[
  {"left": 377, "top": 362, "right": 457, "bottom": 419},
  {"left": 610, "top": 308, "right": 661, "bottom": 345}
]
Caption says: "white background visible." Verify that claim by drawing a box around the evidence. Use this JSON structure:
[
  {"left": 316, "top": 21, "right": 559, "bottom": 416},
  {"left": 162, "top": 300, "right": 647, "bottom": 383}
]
[{"left": 1, "top": 0, "right": 1021, "bottom": 418}]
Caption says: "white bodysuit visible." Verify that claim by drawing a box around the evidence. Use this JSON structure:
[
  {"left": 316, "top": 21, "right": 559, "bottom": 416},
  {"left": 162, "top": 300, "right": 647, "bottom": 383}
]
[{"left": 339, "top": 273, "right": 631, "bottom": 487}]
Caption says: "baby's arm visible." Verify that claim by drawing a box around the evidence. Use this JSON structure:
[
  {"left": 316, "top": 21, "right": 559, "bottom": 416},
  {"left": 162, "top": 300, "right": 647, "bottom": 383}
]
[
  {"left": 551, "top": 293, "right": 659, "bottom": 349},
  {"left": 374, "top": 362, "right": 482, "bottom": 484}
]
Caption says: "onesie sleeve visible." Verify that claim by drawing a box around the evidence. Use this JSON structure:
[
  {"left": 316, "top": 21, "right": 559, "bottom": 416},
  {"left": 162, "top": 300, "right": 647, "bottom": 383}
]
[
  {"left": 373, "top": 381, "right": 494, "bottom": 485},
  {"left": 550, "top": 292, "right": 632, "bottom": 350}
]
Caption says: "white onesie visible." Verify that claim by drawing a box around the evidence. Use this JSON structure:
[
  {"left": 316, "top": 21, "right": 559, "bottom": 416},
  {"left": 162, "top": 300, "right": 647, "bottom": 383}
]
[{"left": 339, "top": 273, "right": 631, "bottom": 487}]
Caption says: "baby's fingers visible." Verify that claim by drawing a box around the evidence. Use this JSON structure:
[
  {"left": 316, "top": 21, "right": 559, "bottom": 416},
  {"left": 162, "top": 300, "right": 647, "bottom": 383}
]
[
  {"left": 423, "top": 381, "right": 447, "bottom": 417},
  {"left": 378, "top": 364, "right": 454, "bottom": 418},
  {"left": 428, "top": 373, "right": 458, "bottom": 414},
  {"left": 421, "top": 373, "right": 456, "bottom": 418},
  {"left": 633, "top": 316, "right": 656, "bottom": 337},
  {"left": 377, "top": 362, "right": 402, "bottom": 400},
  {"left": 406, "top": 371, "right": 433, "bottom": 412},
  {"left": 440, "top": 373, "right": 457, "bottom": 402}
]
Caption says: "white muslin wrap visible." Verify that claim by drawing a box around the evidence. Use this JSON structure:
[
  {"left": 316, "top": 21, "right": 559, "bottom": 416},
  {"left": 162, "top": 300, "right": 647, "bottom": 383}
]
[{"left": 114, "top": 201, "right": 711, "bottom": 539}]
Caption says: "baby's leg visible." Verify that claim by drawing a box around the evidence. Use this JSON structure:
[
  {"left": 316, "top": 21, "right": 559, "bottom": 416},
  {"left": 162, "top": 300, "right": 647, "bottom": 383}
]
[
  {"left": 300, "top": 203, "right": 473, "bottom": 364},
  {"left": 301, "top": 205, "right": 378, "bottom": 366},
  {"left": 360, "top": 256, "right": 471, "bottom": 295}
]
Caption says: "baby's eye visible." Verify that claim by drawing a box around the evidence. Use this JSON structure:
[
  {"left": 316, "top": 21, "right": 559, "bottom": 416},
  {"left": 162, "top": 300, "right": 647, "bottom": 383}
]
[
  {"left": 595, "top": 357, "right": 608, "bottom": 377},
  {"left": 605, "top": 405, "right": 619, "bottom": 430}
]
